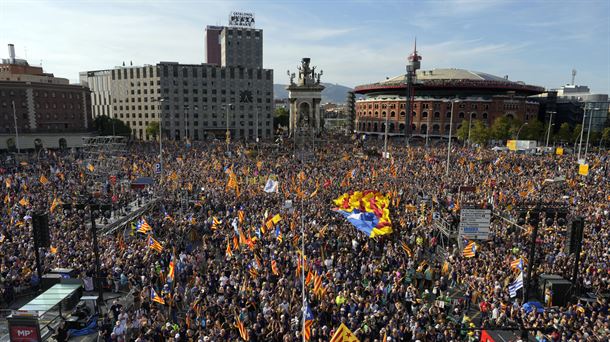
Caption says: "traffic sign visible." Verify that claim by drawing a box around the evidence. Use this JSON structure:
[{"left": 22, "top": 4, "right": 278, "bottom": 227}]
[
  {"left": 154, "top": 163, "right": 161, "bottom": 174},
  {"left": 459, "top": 208, "right": 491, "bottom": 240}
]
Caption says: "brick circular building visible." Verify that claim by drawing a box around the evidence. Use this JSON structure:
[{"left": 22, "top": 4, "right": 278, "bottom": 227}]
[{"left": 354, "top": 68, "right": 544, "bottom": 138}]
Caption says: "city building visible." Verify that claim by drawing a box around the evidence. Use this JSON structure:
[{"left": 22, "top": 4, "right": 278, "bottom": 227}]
[
  {"left": 534, "top": 84, "right": 608, "bottom": 133},
  {"left": 0, "top": 44, "right": 92, "bottom": 150},
  {"left": 81, "top": 13, "right": 273, "bottom": 141},
  {"left": 354, "top": 48, "right": 544, "bottom": 138}
]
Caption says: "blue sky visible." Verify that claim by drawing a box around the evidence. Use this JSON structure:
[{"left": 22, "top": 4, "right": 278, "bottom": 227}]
[{"left": 1, "top": 0, "right": 608, "bottom": 93}]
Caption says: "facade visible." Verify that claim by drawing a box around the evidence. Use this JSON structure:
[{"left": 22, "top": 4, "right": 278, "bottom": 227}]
[
  {"left": 354, "top": 51, "right": 544, "bottom": 138},
  {"left": 533, "top": 85, "right": 609, "bottom": 133},
  {"left": 220, "top": 27, "right": 263, "bottom": 69},
  {"left": 0, "top": 44, "right": 92, "bottom": 150},
  {"left": 205, "top": 26, "right": 223, "bottom": 66},
  {"left": 81, "top": 25, "right": 273, "bottom": 141}
]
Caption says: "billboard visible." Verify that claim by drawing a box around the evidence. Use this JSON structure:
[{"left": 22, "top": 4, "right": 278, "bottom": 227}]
[
  {"left": 459, "top": 208, "right": 491, "bottom": 240},
  {"left": 229, "top": 12, "right": 255, "bottom": 28}
]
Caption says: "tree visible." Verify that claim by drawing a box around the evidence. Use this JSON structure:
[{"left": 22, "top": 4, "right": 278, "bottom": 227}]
[
  {"left": 602, "top": 127, "right": 610, "bottom": 146},
  {"left": 490, "top": 116, "right": 513, "bottom": 141},
  {"left": 92, "top": 115, "right": 131, "bottom": 136},
  {"left": 146, "top": 121, "right": 160, "bottom": 139},
  {"left": 455, "top": 122, "right": 469, "bottom": 141},
  {"left": 469, "top": 120, "right": 490, "bottom": 145},
  {"left": 572, "top": 124, "right": 583, "bottom": 143},
  {"left": 555, "top": 123, "right": 572, "bottom": 142},
  {"left": 274, "top": 107, "right": 289, "bottom": 130},
  {"left": 520, "top": 119, "right": 544, "bottom": 141}
]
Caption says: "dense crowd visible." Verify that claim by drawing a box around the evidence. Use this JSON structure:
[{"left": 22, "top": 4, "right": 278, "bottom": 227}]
[{"left": 0, "top": 138, "right": 608, "bottom": 341}]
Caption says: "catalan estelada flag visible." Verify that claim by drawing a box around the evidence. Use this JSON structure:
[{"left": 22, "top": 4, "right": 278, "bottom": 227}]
[
  {"left": 150, "top": 288, "right": 165, "bottom": 304},
  {"left": 147, "top": 235, "right": 163, "bottom": 253},
  {"left": 304, "top": 303, "right": 314, "bottom": 341},
  {"left": 462, "top": 241, "right": 477, "bottom": 258},
  {"left": 248, "top": 263, "right": 258, "bottom": 278},
  {"left": 400, "top": 241, "right": 412, "bottom": 257},
  {"left": 137, "top": 218, "right": 153, "bottom": 234},
  {"left": 510, "top": 257, "right": 527, "bottom": 271},
  {"left": 275, "top": 226, "right": 283, "bottom": 243},
  {"left": 39, "top": 175, "right": 49, "bottom": 185},
  {"left": 332, "top": 191, "right": 392, "bottom": 238},
  {"left": 330, "top": 323, "right": 360, "bottom": 342},
  {"left": 226, "top": 240, "right": 233, "bottom": 257},
  {"left": 212, "top": 216, "right": 221, "bottom": 230}
]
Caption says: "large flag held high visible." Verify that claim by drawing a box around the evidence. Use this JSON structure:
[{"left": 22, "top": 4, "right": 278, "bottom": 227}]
[{"left": 332, "top": 191, "right": 393, "bottom": 238}]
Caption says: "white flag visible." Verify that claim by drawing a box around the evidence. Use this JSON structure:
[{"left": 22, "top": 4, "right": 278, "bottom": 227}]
[
  {"left": 509, "top": 272, "right": 524, "bottom": 298},
  {"left": 264, "top": 178, "right": 278, "bottom": 193}
]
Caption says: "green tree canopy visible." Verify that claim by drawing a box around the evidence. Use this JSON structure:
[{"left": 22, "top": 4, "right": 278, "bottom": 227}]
[
  {"left": 146, "top": 121, "right": 160, "bottom": 139},
  {"left": 490, "top": 116, "right": 514, "bottom": 140},
  {"left": 520, "top": 119, "right": 544, "bottom": 141},
  {"left": 555, "top": 123, "right": 572, "bottom": 142},
  {"left": 572, "top": 124, "right": 583, "bottom": 143},
  {"left": 274, "top": 107, "right": 289, "bottom": 129},
  {"left": 455, "top": 121, "right": 469, "bottom": 141},
  {"left": 469, "top": 120, "right": 490, "bottom": 145},
  {"left": 92, "top": 115, "right": 131, "bottom": 136}
]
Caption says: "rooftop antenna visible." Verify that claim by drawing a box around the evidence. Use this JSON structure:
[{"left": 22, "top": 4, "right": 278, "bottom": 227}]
[
  {"left": 24, "top": 46, "right": 27, "bottom": 60},
  {"left": 571, "top": 69, "right": 577, "bottom": 85}
]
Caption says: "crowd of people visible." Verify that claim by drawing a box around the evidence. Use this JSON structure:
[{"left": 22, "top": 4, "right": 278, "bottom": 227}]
[{"left": 0, "top": 137, "right": 608, "bottom": 341}]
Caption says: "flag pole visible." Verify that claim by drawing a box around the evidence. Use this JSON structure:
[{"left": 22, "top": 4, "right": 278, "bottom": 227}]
[{"left": 300, "top": 144, "right": 306, "bottom": 342}]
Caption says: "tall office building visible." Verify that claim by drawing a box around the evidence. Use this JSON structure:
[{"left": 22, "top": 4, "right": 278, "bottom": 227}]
[
  {"left": 220, "top": 27, "right": 263, "bottom": 68},
  {"left": 81, "top": 14, "right": 273, "bottom": 141},
  {"left": 205, "top": 26, "right": 223, "bottom": 66}
]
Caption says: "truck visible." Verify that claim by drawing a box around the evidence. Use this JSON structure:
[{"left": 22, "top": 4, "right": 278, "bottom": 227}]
[{"left": 506, "top": 140, "right": 537, "bottom": 151}]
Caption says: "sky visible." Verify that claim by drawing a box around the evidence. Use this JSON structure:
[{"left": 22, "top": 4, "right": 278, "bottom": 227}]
[{"left": 0, "top": 0, "right": 608, "bottom": 93}]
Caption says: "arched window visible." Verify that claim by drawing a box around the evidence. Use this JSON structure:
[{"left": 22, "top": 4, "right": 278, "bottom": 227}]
[
  {"left": 434, "top": 111, "right": 440, "bottom": 118},
  {"left": 34, "top": 138, "right": 43, "bottom": 152},
  {"left": 471, "top": 113, "right": 477, "bottom": 119},
  {"left": 389, "top": 123, "right": 395, "bottom": 132},
  {"left": 382, "top": 111, "right": 386, "bottom": 117},
  {"left": 432, "top": 124, "right": 440, "bottom": 133},
  {"left": 412, "top": 111, "right": 416, "bottom": 117},
  {"left": 482, "top": 112, "right": 488, "bottom": 119},
  {"left": 390, "top": 111, "right": 396, "bottom": 117},
  {"left": 411, "top": 124, "right": 416, "bottom": 131},
  {"left": 400, "top": 111, "right": 405, "bottom": 117},
  {"left": 446, "top": 112, "right": 452, "bottom": 118},
  {"left": 374, "top": 111, "right": 379, "bottom": 117},
  {"left": 422, "top": 111, "right": 428, "bottom": 118},
  {"left": 399, "top": 123, "right": 405, "bottom": 132},
  {"left": 373, "top": 122, "right": 378, "bottom": 131},
  {"left": 459, "top": 112, "right": 465, "bottom": 119},
  {"left": 420, "top": 124, "right": 427, "bottom": 134},
  {"left": 6, "top": 138, "right": 15, "bottom": 152},
  {"left": 445, "top": 124, "right": 451, "bottom": 133}
]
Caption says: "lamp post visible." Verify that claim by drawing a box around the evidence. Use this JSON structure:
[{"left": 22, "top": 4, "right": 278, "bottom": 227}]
[
  {"left": 545, "top": 111, "right": 555, "bottom": 148},
  {"left": 577, "top": 107, "right": 587, "bottom": 162},
  {"left": 11, "top": 100, "right": 20, "bottom": 154},
  {"left": 584, "top": 107, "right": 600, "bottom": 162},
  {"left": 446, "top": 100, "right": 459, "bottom": 177},
  {"left": 224, "top": 104, "right": 232, "bottom": 154},
  {"left": 516, "top": 122, "right": 528, "bottom": 140},
  {"left": 255, "top": 106, "right": 259, "bottom": 144},
  {"left": 383, "top": 110, "right": 390, "bottom": 158},
  {"left": 467, "top": 112, "right": 474, "bottom": 146},
  {"left": 157, "top": 97, "right": 165, "bottom": 182}
]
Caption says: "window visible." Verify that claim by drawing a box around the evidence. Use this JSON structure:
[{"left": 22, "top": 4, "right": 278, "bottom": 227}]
[
  {"left": 459, "top": 112, "right": 465, "bottom": 119},
  {"left": 482, "top": 112, "right": 488, "bottom": 119},
  {"left": 446, "top": 112, "right": 451, "bottom": 118},
  {"left": 422, "top": 111, "right": 428, "bottom": 118},
  {"left": 434, "top": 111, "right": 440, "bottom": 118}
]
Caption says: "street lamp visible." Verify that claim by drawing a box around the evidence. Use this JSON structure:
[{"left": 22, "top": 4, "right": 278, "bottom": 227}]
[
  {"left": 224, "top": 103, "right": 232, "bottom": 154},
  {"left": 467, "top": 112, "right": 475, "bottom": 146},
  {"left": 11, "top": 100, "right": 20, "bottom": 154},
  {"left": 446, "top": 100, "right": 459, "bottom": 176},
  {"left": 383, "top": 110, "right": 390, "bottom": 158},
  {"left": 545, "top": 111, "right": 555, "bottom": 148},
  {"left": 255, "top": 106, "right": 260, "bottom": 144},
  {"left": 583, "top": 106, "right": 600, "bottom": 162},
  {"left": 156, "top": 97, "right": 166, "bottom": 182},
  {"left": 516, "top": 122, "right": 528, "bottom": 140}
]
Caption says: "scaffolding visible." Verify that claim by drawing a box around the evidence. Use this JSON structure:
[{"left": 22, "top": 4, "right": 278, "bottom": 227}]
[{"left": 81, "top": 136, "right": 127, "bottom": 183}]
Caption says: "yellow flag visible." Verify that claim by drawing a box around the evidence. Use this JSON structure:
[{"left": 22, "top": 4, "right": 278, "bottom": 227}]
[
  {"left": 19, "top": 198, "right": 29, "bottom": 207},
  {"left": 50, "top": 197, "right": 62, "bottom": 213},
  {"left": 39, "top": 175, "right": 49, "bottom": 185},
  {"left": 5, "top": 178, "right": 11, "bottom": 188},
  {"left": 87, "top": 164, "right": 95, "bottom": 172},
  {"left": 330, "top": 323, "right": 360, "bottom": 342},
  {"left": 578, "top": 164, "right": 589, "bottom": 176},
  {"left": 50, "top": 246, "right": 58, "bottom": 254}
]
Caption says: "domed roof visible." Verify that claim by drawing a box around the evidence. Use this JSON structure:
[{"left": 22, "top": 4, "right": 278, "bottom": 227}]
[
  {"left": 355, "top": 68, "right": 544, "bottom": 95},
  {"left": 381, "top": 68, "right": 511, "bottom": 84}
]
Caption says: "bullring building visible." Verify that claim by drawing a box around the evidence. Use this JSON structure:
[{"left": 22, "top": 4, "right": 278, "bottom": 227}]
[
  {"left": 354, "top": 49, "right": 544, "bottom": 138},
  {"left": 80, "top": 25, "right": 273, "bottom": 141}
]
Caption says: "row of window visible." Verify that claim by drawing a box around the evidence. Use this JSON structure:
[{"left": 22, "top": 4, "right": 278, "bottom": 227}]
[
  {"left": 0, "top": 90, "right": 81, "bottom": 99},
  {"left": 358, "top": 111, "right": 490, "bottom": 120},
  {"left": 357, "top": 102, "right": 492, "bottom": 111},
  {"left": 358, "top": 122, "right": 470, "bottom": 134}
]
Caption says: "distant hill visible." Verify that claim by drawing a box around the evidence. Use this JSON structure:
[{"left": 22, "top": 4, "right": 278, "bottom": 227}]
[{"left": 274, "top": 83, "right": 353, "bottom": 104}]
